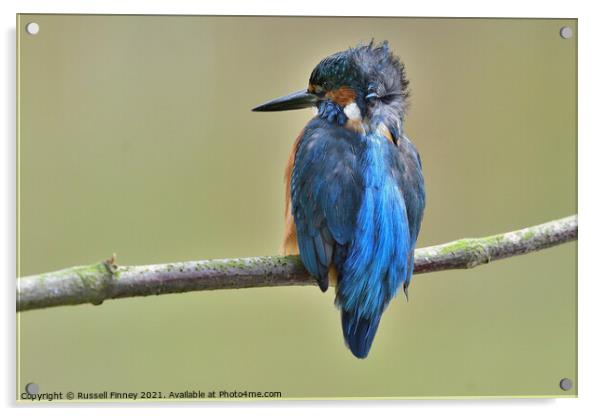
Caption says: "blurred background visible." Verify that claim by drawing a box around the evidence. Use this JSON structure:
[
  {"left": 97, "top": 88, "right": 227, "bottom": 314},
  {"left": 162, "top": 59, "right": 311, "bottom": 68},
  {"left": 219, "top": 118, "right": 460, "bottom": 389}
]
[{"left": 17, "top": 15, "right": 576, "bottom": 399}]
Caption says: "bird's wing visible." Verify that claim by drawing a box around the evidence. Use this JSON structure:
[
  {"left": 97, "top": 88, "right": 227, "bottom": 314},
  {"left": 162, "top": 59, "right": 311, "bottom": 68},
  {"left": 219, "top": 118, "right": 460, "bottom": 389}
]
[
  {"left": 395, "top": 135, "right": 426, "bottom": 244},
  {"left": 291, "top": 118, "right": 363, "bottom": 292},
  {"left": 389, "top": 134, "right": 426, "bottom": 297}
]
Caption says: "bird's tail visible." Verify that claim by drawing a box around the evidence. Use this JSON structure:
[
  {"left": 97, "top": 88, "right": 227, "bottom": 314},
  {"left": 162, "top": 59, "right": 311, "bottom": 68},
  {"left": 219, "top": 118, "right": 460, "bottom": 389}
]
[{"left": 340, "top": 308, "right": 383, "bottom": 359}]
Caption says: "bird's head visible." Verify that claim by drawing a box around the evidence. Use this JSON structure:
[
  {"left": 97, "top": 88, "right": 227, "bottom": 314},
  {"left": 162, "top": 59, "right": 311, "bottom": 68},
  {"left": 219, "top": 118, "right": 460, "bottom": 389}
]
[{"left": 252, "top": 40, "right": 409, "bottom": 142}]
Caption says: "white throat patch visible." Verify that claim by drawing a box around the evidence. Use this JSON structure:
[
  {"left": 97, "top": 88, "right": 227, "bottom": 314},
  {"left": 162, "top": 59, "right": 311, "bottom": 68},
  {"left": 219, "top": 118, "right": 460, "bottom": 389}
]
[{"left": 343, "top": 102, "right": 362, "bottom": 121}]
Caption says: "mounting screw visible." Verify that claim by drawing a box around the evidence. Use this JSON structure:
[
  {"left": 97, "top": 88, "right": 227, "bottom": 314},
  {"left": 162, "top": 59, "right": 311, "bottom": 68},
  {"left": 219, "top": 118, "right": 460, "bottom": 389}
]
[
  {"left": 559, "top": 26, "right": 573, "bottom": 39},
  {"left": 559, "top": 378, "right": 573, "bottom": 391},
  {"left": 25, "top": 383, "right": 39, "bottom": 395},
  {"left": 25, "top": 22, "right": 40, "bottom": 35}
]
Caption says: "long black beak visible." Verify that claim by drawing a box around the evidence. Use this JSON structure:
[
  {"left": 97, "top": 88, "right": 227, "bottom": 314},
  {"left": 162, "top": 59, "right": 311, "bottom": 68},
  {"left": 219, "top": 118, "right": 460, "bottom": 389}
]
[{"left": 252, "top": 89, "right": 318, "bottom": 112}]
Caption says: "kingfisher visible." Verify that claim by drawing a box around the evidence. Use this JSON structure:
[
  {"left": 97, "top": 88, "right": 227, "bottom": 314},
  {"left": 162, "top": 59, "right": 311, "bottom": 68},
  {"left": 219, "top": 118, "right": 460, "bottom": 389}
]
[{"left": 253, "top": 41, "right": 425, "bottom": 358}]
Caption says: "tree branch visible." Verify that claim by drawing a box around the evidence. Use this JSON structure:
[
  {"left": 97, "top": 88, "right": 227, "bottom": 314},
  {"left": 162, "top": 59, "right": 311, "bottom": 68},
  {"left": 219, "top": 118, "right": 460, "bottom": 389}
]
[{"left": 17, "top": 215, "right": 577, "bottom": 312}]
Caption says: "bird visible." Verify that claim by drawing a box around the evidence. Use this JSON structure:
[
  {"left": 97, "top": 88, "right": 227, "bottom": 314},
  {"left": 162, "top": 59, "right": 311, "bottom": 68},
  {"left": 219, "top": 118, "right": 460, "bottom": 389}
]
[{"left": 252, "top": 41, "right": 425, "bottom": 358}]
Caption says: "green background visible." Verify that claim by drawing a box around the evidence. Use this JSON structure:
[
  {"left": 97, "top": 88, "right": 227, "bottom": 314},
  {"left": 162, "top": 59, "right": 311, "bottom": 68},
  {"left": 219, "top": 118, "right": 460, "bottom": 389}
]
[{"left": 17, "top": 15, "right": 577, "bottom": 399}]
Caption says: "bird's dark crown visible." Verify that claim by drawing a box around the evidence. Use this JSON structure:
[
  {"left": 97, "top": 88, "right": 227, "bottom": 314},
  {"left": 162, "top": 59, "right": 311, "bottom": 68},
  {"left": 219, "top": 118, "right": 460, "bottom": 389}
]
[{"left": 308, "top": 40, "right": 409, "bottom": 122}]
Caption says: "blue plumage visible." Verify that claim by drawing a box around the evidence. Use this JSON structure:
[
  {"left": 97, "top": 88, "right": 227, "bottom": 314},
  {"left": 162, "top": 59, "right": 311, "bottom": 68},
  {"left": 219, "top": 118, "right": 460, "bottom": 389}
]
[
  {"left": 253, "top": 41, "right": 425, "bottom": 358},
  {"left": 292, "top": 118, "right": 363, "bottom": 291},
  {"left": 293, "top": 121, "right": 419, "bottom": 358},
  {"left": 338, "top": 134, "right": 413, "bottom": 358}
]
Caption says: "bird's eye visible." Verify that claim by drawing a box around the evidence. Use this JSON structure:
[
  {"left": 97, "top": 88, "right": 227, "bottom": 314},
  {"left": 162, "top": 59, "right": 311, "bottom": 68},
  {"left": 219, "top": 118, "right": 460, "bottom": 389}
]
[{"left": 314, "top": 85, "right": 325, "bottom": 95}]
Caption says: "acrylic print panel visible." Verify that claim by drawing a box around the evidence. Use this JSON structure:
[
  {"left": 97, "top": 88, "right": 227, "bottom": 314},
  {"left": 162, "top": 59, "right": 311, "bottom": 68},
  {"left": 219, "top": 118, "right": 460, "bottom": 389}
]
[{"left": 17, "top": 15, "right": 577, "bottom": 401}]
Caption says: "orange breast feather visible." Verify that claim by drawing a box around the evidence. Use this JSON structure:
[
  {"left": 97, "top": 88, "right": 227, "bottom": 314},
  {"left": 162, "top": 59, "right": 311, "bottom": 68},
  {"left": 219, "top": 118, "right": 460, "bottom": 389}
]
[{"left": 281, "top": 130, "right": 303, "bottom": 255}]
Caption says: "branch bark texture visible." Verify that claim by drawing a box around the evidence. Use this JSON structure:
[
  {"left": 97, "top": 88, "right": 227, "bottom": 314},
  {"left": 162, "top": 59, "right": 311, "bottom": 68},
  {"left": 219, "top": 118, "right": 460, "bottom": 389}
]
[{"left": 17, "top": 215, "right": 577, "bottom": 312}]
